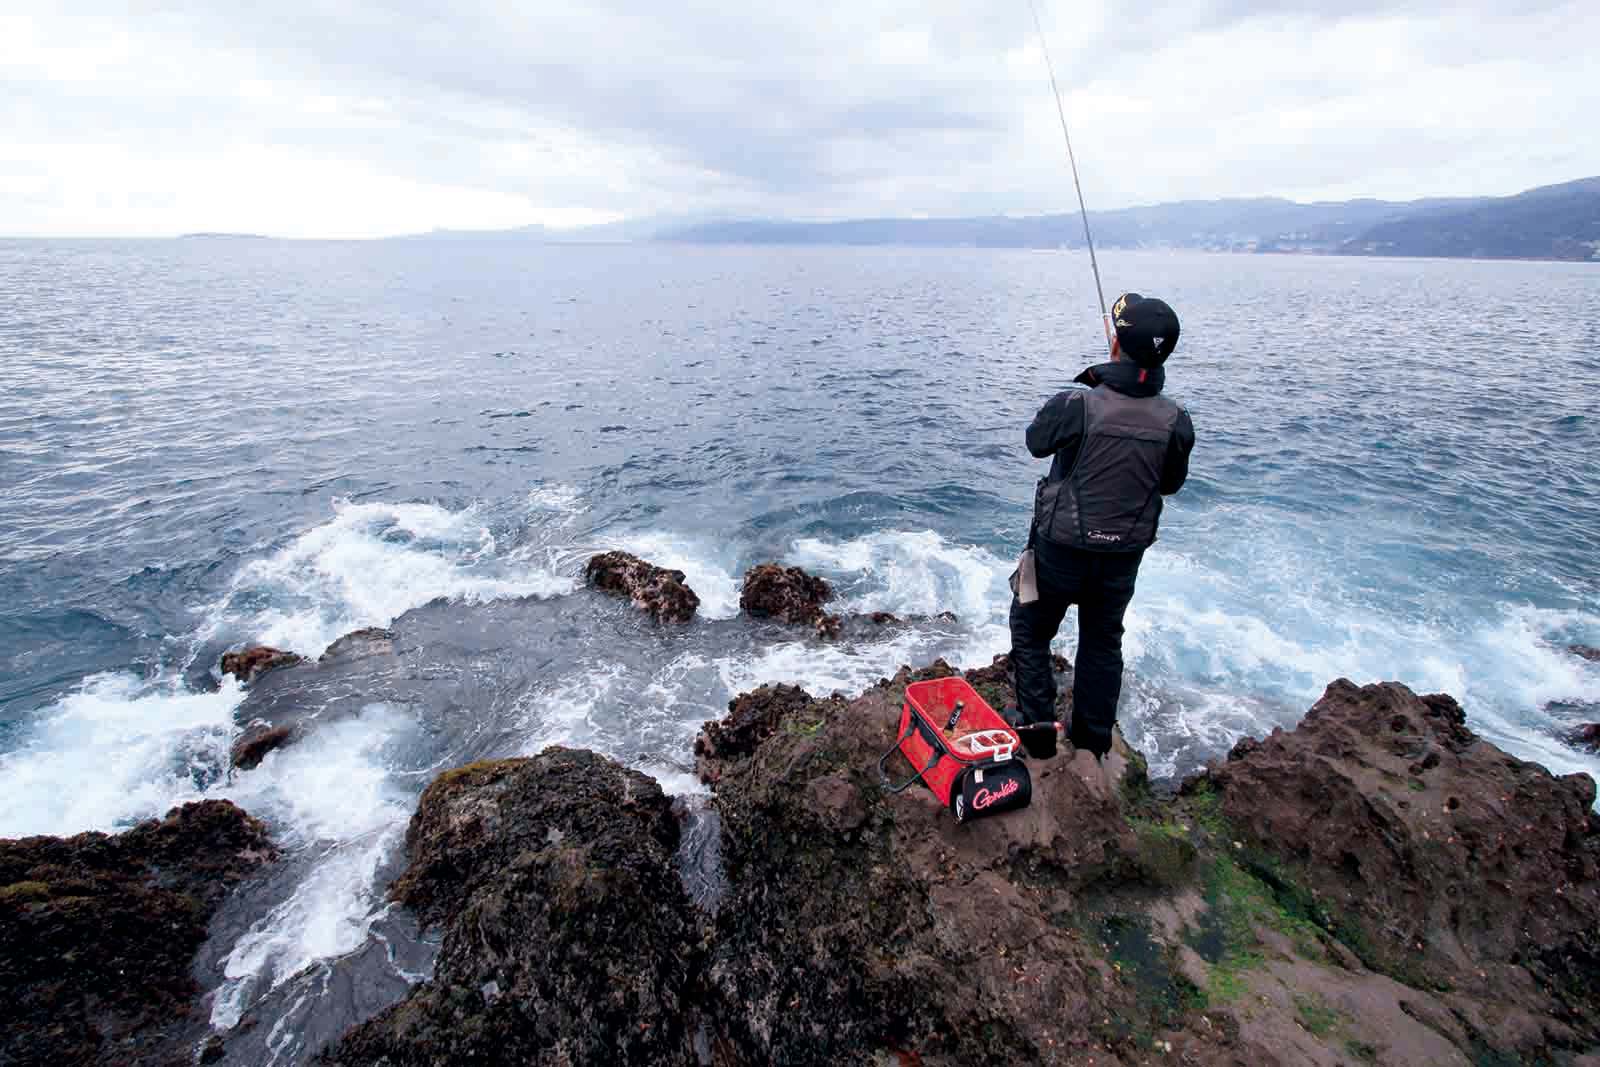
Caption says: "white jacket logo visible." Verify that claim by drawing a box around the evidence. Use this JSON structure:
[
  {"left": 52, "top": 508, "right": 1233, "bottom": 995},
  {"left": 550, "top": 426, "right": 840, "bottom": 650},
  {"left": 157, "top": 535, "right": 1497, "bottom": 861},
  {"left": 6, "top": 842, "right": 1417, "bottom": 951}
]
[{"left": 1087, "top": 530, "right": 1121, "bottom": 543}]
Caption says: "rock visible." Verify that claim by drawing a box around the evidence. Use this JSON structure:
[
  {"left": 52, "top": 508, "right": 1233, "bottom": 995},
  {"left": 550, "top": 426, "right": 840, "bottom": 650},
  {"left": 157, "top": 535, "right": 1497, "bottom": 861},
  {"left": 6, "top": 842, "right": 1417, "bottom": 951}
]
[
  {"left": 585, "top": 551, "right": 700, "bottom": 623},
  {"left": 1570, "top": 644, "right": 1600, "bottom": 662},
  {"left": 0, "top": 801, "right": 276, "bottom": 1066},
  {"left": 694, "top": 683, "right": 814, "bottom": 779},
  {"left": 739, "top": 563, "right": 832, "bottom": 625},
  {"left": 327, "top": 748, "right": 698, "bottom": 1066},
  {"left": 231, "top": 722, "right": 298, "bottom": 770},
  {"left": 1203, "top": 679, "right": 1600, "bottom": 1054},
  {"left": 319, "top": 627, "right": 396, "bottom": 664},
  {"left": 219, "top": 645, "right": 303, "bottom": 683},
  {"left": 1564, "top": 723, "right": 1600, "bottom": 752},
  {"left": 690, "top": 667, "right": 1600, "bottom": 1065},
  {"left": 694, "top": 671, "right": 1147, "bottom": 1063},
  {"left": 813, "top": 612, "right": 843, "bottom": 640}
]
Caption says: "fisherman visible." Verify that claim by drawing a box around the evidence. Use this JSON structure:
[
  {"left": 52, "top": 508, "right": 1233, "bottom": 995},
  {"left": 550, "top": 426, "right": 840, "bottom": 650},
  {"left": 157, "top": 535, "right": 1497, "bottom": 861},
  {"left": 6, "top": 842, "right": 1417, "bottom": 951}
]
[{"left": 1009, "top": 292, "right": 1195, "bottom": 760}]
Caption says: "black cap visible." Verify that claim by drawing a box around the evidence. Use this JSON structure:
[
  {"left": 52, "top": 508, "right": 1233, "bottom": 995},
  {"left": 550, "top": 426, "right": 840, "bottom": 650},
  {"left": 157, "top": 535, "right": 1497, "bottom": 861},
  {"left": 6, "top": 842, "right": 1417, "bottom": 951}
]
[{"left": 1111, "top": 292, "right": 1180, "bottom": 367}]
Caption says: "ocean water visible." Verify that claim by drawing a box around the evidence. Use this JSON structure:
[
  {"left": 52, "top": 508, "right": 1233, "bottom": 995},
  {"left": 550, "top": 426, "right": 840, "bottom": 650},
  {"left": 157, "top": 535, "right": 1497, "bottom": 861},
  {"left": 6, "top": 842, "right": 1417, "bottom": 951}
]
[{"left": 2, "top": 239, "right": 1597, "bottom": 1060}]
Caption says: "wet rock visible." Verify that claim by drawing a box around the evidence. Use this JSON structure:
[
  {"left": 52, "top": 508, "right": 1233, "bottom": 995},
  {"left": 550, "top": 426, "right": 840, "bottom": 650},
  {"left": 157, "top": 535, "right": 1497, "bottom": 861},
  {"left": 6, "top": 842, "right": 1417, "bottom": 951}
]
[
  {"left": 1564, "top": 723, "right": 1600, "bottom": 752},
  {"left": 327, "top": 748, "right": 698, "bottom": 1066},
  {"left": 813, "top": 612, "right": 843, "bottom": 640},
  {"left": 319, "top": 627, "right": 396, "bottom": 664},
  {"left": 0, "top": 801, "right": 275, "bottom": 1067},
  {"left": 1203, "top": 679, "right": 1600, "bottom": 1053},
  {"left": 1570, "top": 644, "right": 1600, "bottom": 662},
  {"left": 739, "top": 562, "right": 832, "bottom": 625},
  {"left": 230, "top": 722, "right": 298, "bottom": 770},
  {"left": 219, "top": 645, "right": 303, "bottom": 683},
  {"left": 585, "top": 550, "right": 700, "bottom": 623},
  {"left": 694, "top": 683, "right": 814, "bottom": 779}
]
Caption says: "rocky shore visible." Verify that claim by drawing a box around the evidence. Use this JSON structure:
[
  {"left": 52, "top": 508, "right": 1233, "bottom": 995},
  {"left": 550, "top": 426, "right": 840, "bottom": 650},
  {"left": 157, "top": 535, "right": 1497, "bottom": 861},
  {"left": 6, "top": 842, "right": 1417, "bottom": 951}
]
[
  {"left": 6, "top": 560, "right": 1598, "bottom": 1065},
  {"left": 14, "top": 669, "right": 1596, "bottom": 1065}
]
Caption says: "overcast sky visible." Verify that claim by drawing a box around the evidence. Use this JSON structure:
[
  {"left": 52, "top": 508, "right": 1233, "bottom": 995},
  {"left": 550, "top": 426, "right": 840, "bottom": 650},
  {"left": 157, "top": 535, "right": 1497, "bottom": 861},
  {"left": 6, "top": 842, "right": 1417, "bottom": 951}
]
[{"left": 4, "top": 1, "right": 1597, "bottom": 238}]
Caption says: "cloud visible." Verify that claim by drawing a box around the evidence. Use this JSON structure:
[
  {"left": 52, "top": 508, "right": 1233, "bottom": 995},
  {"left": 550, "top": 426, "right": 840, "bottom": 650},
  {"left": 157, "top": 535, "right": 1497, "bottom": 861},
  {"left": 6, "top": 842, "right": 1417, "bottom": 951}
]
[{"left": 2, "top": 1, "right": 1596, "bottom": 237}]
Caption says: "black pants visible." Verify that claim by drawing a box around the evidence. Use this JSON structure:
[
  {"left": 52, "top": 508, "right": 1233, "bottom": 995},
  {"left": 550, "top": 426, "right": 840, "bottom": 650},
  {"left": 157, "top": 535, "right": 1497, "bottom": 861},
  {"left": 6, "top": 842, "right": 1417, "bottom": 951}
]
[{"left": 1008, "top": 538, "right": 1142, "bottom": 758}]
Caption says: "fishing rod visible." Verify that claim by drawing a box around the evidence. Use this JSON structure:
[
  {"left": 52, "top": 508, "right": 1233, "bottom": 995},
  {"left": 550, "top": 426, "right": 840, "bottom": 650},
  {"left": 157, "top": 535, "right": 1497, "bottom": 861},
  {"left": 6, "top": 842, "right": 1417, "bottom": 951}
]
[{"left": 1026, "top": 0, "right": 1113, "bottom": 353}]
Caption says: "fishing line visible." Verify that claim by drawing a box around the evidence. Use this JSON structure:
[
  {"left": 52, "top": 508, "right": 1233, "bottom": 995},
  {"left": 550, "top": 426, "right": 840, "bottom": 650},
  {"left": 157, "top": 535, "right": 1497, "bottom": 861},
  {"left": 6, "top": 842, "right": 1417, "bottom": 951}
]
[{"left": 1026, "top": 0, "right": 1112, "bottom": 350}]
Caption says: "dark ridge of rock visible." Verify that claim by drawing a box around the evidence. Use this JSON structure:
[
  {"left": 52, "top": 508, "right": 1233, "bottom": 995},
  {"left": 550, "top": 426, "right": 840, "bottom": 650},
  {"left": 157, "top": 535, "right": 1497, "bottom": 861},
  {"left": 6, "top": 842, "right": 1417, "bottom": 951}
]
[
  {"left": 739, "top": 563, "right": 833, "bottom": 625},
  {"left": 319, "top": 627, "right": 397, "bottom": 664},
  {"left": 1570, "top": 644, "right": 1600, "bottom": 662},
  {"left": 584, "top": 550, "right": 701, "bottom": 624},
  {"left": 219, "top": 646, "right": 304, "bottom": 683},
  {"left": 1565, "top": 723, "right": 1600, "bottom": 751},
  {"left": 813, "top": 612, "right": 843, "bottom": 640},
  {"left": 0, "top": 801, "right": 276, "bottom": 1067},
  {"left": 326, "top": 748, "right": 698, "bottom": 1067},
  {"left": 693, "top": 683, "right": 815, "bottom": 781},
  {"left": 230, "top": 722, "right": 298, "bottom": 770},
  {"left": 1202, "top": 679, "right": 1600, "bottom": 1052}
]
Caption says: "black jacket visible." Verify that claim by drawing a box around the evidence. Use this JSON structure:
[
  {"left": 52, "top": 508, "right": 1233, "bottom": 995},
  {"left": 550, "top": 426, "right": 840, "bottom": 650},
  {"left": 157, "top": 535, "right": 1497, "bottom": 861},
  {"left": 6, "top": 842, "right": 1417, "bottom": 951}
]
[{"left": 1026, "top": 360, "right": 1195, "bottom": 551}]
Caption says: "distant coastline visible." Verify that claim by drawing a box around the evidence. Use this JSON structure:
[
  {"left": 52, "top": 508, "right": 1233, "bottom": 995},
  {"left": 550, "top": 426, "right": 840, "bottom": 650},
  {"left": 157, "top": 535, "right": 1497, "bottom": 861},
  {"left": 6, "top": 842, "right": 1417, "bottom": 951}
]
[
  {"left": 649, "top": 176, "right": 1600, "bottom": 264},
  {"left": 178, "top": 232, "right": 270, "bottom": 240},
  {"left": 13, "top": 176, "right": 1600, "bottom": 263}
]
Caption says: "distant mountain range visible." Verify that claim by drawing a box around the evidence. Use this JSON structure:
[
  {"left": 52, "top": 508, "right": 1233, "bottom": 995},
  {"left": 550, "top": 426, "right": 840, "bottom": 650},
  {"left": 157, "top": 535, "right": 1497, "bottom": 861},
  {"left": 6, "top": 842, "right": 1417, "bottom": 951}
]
[
  {"left": 653, "top": 178, "right": 1600, "bottom": 262},
  {"left": 396, "top": 177, "right": 1600, "bottom": 262}
]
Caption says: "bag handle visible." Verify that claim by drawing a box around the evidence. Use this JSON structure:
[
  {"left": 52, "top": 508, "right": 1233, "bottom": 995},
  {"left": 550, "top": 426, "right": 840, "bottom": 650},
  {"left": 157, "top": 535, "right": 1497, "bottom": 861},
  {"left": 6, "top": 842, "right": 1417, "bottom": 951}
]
[{"left": 877, "top": 721, "right": 943, "bottom": 794}]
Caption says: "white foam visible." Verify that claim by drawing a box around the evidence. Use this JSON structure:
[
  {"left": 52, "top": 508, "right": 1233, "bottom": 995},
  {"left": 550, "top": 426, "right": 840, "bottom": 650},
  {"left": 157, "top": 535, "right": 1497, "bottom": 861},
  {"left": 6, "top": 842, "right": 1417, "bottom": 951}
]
[
  {"left": 713, "top": 627, "right": 931, "bottom": 700},
  {"left": 791, "top": 529, "right": 1010, "bottom": 623},
  {"left": 0, "top": 672, "right": 243, "bottom": 837},
  {"left": 207, "top": 499, "right": 575, "bottom": 655},
  {"left": 512, "top": 662, "right": 628, "bottom": 755},
  {"left": 208, "top": 706, "right": 413, "bottom": 1030},
  {"left": 525, "top": 483, "right": 589, "bottom": 517}
]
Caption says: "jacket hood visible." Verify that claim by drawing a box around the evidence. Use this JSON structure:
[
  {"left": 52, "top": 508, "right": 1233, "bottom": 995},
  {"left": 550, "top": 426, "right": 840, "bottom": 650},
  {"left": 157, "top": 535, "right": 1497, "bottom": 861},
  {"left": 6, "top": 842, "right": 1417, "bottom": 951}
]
[{"left": 1072, "top": 360, "right": 1165, "bottom": 398}]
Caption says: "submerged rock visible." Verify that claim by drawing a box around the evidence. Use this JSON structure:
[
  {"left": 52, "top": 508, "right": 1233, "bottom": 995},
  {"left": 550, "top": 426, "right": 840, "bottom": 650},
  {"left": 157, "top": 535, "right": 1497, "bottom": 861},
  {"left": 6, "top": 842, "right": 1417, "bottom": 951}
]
[
  {"left": 585, "top": 550, "right": 701, "bottom": 623},
  {"left": 220, "top": 645, "right": 303, "bottom": 683},
  {"left": 230, "top": 722, "right": 298, "bottom": 770},
  {"left": 1566, "top": 723, "right": 1600, "bottom": 751},
  {"left": 326, "top": 748, "right": 699, "bottom": 1066},
  {"left": 0, "top": 801, "right": 275, "bottom": 1067},
  {"left": 739, "top": 562, "right": 832, "bottom": 625},
  {"left": 1570, "top": 644, "right": 1600, "bottom": 662},
  {"left": 319, "top": 627, "right": 396, "bottom": 664}
]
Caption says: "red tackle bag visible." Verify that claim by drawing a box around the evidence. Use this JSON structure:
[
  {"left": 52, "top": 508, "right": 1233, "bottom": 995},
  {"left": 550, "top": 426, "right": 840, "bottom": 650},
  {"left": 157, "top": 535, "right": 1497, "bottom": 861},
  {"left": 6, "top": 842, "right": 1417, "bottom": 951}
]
[{"left": 876, "top": 677, "right": 1032, "bottom": 822}]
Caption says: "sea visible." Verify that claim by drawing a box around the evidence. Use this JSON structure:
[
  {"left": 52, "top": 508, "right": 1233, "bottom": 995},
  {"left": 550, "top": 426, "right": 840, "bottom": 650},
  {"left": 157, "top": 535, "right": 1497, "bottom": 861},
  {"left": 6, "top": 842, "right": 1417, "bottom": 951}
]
[{"left": 2, "top": 239, "right": 1597, "bottom": 1062}]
